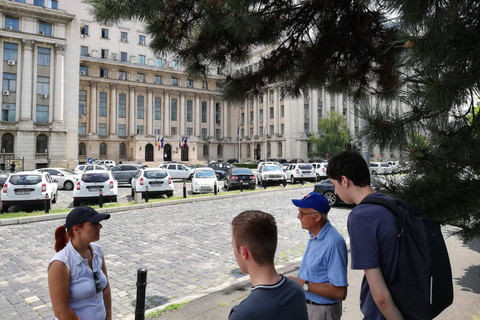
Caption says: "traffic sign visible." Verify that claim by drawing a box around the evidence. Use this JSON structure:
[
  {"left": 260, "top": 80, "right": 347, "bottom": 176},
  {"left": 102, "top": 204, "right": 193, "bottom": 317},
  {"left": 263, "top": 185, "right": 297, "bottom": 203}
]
[
  {"left": 377, "top": 154, "right": 381, "bottom": 159},
  {"left": 88, "top": 158, "right": 93, "bottom": 164}
]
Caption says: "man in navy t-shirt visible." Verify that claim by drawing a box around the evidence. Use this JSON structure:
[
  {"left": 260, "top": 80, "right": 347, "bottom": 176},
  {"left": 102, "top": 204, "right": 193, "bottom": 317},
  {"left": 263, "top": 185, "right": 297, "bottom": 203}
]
[{"left": 327, "top": 151, "right": 403, "bottom": 320}]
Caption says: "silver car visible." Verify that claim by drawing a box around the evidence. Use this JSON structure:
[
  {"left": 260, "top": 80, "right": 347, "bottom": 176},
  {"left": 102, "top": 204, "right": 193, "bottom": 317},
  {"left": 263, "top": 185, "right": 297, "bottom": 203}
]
[{"left": 35, "top": 168, "right": 80, "bottom": 190}]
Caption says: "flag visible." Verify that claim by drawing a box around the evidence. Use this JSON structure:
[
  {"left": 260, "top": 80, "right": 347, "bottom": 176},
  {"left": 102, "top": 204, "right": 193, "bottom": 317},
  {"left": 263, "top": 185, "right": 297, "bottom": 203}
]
[
  {"left": 179, "top": 138, "right": 182, "bottom": 149},
  {"left": 184, "top": 137, "right": 188, "bottom": 149},
  {"left": 160, "top": 137, "right": 164, "bottom": 149},
  {"left": 181, "top": 137, "right": 185, "bottom": 149},
  {"left": 237, "top": 126, "right": 240, "bottom": 136}
]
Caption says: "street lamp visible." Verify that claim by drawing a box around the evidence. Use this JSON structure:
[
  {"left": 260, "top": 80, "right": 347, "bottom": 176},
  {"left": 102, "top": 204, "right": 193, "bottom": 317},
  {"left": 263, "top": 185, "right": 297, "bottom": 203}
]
[{"left": 88, "top": 132, "right": 92, "bottom": 161}]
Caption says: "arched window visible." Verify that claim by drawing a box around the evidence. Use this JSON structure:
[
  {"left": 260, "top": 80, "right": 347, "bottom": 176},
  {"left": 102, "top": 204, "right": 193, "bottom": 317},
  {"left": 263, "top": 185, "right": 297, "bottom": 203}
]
[
  {"left": 99, "top": 143, "right": 107, "bottom": 156},
  {"left": 278, "top": 142, "right": 282, "bottom": 156},
  {"left": 36, "top": 134, "right": 48, "bottom": 153},
  {"left": 79, "top": 143, "right": 86, "bottom": 155},
  {"left": 217, "top": 145, "right": 223, "bottom": 157},
  {"left": 267, "top": 142, "right": 271, "bottom": 156},
  {"left": 246, "top": 145, "right": 251, "bottom": 157},
  {"left": 203, "top": 145, "right": 209, "bottom": 157},
  {"left": 119, "top": 143, "right": 126, "bottom": 156},
  {"left": 1, "top": 133, "right": 14, "bottom": 153}
]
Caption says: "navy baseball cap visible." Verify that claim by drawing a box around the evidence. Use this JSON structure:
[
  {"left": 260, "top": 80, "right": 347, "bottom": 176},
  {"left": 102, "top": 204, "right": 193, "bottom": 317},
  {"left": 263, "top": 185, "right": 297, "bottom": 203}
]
[
  {"left": 291, "top": 192, "right": 331, "bottom": 214},
  {"left": 64, "top": 206, "right": 110, "bottom": 230}
]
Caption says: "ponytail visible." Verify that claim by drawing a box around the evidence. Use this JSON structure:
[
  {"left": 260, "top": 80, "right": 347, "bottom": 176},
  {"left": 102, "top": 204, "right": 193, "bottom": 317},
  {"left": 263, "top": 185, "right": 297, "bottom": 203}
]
[{"left": 54, "top": 226, "right": 69, "bottom": 252}]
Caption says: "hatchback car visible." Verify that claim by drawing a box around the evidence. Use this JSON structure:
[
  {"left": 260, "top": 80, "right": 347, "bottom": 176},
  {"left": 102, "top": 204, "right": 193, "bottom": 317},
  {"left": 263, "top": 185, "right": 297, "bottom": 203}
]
[
  {"left": 74, "top": 164, "right": 108, "bottom": 174},
  {"left": 95, "top": 159, "right": 116, "bottom": 168},
  {"left": 111, "top": 164, "right": 146, "bottom": 185},
  {"left": 370, "top": 162, "right": 392, "bottom": 175},
  {"left": 224, "top": 168, "right": 256, "bottom": 191},
  {"left": 191, "top": 168, "right": 218, "bottom": 194},
  {"left": 160, "top": 163, "right": 194, "bottom": 180},
  {"left": 285, "top": 163, "right": 316, "bottom": 183},
  {"left": 256, "top": 165, "right": 287, "bottom": 187},
  {"left": 2, "top": 171, "right": 58, "bottom": 212},
  {"left": 35, "top": 168, "right": 80, "bottom": 190},
  {"left": 311, "top": 163, "right": 328, "bottom": 181},
  {"left": 131, "top": 168, "right": 174, "bottom": 198},
  {"left": 73, "top": 170, "right": 118, "bottom": 207},
  {"left": 0, "top": 169, "right": 8, "bottom": 187}
]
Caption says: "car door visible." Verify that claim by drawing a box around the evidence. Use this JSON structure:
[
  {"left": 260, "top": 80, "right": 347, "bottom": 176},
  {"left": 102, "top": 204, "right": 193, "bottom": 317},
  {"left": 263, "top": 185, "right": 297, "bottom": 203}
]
[
  {"left": 167, "top": 164, "right": 178, "bottom": 179},
  {"left": 178, "top": 165, "right": 191, "bottom": 179}
]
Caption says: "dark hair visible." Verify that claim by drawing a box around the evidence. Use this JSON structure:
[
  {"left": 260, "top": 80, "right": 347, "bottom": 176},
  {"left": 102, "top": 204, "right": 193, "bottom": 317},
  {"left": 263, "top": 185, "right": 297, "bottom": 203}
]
[
  {"left": 54, "top": 223, "right": 84, "bottom": 252},
  {"left": 327, "top": 151, "right": 371, "bottom": 187},
  {"left": 231, "top": 210, "right": 277, "bottom": 266}
]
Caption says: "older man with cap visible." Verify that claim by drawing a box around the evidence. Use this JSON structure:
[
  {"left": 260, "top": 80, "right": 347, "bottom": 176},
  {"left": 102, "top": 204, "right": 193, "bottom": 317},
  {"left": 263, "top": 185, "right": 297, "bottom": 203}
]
[{"left": 289, "top": 192, "right": 348, "bottom": 320}]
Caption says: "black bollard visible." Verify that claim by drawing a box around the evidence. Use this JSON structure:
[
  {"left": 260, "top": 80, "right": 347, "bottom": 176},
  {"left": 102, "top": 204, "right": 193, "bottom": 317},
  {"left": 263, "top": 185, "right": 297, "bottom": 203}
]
[
  {"left": 214, "top": 181, "right": 217, "bottom": 195},
  {"left": 145, "top": 186, "right": 149, "bottom": 203},
  {"left": 183, "top": 182, "right": 186, "bottom": 198},
  {"left": 44, "top": 193, "right": 50, "bottom": 214},
  {"left": 301, "top": 177, "right": 304, "bottom": 185},
  {"left": 99, "top": 189, "right": 104, "bottom": 208},
  {"left": 134, "top": 268, "right": 148, "bottom": 320},
  {"left": 240, "top": 179, "right": 243, "bottom": 192}
]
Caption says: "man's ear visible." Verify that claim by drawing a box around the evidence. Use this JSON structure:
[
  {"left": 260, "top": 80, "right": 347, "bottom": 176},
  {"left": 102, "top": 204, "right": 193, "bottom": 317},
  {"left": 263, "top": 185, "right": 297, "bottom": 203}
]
[
  {"left": 240, "top": 246, "right": 249, "bottom": 260},
  {"left": 341, "top": 175, "right": 350, "bottom": 187}
]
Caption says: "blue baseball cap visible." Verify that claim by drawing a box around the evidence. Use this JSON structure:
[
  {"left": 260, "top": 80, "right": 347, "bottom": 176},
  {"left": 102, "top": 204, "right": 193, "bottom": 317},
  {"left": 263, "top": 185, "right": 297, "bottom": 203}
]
[{"left": 291, "top": 192, "right": 331, "bottom": 214}]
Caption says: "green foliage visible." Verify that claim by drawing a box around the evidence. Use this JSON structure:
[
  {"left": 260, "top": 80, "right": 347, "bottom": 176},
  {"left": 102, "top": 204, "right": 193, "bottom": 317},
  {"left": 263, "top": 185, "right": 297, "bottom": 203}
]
[
  {"left": 235, "top": 163, "right": 258, "bottom": 169},
  {"left": 309, "top": 112, "right": 350, "bottom": 159},
  {"left": 146, "top": 302, "right": 188, "bottom": 318}
]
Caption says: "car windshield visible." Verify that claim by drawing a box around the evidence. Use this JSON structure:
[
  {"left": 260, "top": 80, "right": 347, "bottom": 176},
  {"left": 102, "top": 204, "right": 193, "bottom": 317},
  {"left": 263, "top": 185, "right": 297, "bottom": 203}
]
[
  {"left": 381, "top": 163, "right": 390, "bottom": 167},
  {"left": 81, "top": 173, "right": 110, "bottom": 182},
  {"left": 195, "top": 170, "right": 215, "bottom": 178},
  {"left": 232, "top": 169, "right": 252, "bottom": 175},
  {"left": 299, "top": 164, "right": 313, "bottom": 170},
  {"left": 144, "top": 170, "right": 168, "bottom": 179},
  {"left": 9, "top": 175, "right": 42, "bottom": 185},
  {"left": 58, "top": 169, "right": 76, "bottom": 175},
  {"left": 263, "top": 166, "right": 282, "bottom": 172}
]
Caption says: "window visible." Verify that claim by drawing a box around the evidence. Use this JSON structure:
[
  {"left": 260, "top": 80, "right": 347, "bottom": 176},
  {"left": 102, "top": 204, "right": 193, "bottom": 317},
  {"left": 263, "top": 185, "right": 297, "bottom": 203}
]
[
  {"left": 186, "top": 127, "right": 193, "bottom": 136},
  {"left": 317, "top": 105, "right": 322, "bottom": 118},
  {"left": 36, "top": 47, "right": 50, "bottom": 66},
  {"left": 120, "top": 52, "right": 127, "bottom": 62},
  {"left": 281, "top": 124, "right": 285, "bottom": 135},
  {"left": 269, "top": 90, "right": 274, "bottom": 102},
  {"left": 259, "top": 94, "right": 263, "bottom": 104},
  {"left": 118, "top": 70, "right": 126, "bottom": 80},
  {"left": 171, "top": 99, "right": 177, "bottom": 121},
  {"left": 98, "top": 123, "right": 107, "bottom": 136},
  {"left": 3, "top": 73, "right": 16, "bottom": 92},
  {"left": 37, "top": 77, "right": 49, "bottom": 95},
  {"left": 139, "top": 35, "right": 146, "bottom": 44},
  {"left": 187, "top": 100, "right": 193, "bottom": 122},
  {"left": 79, "top": 90, "right": 87, "bottom": 116},
  {"left": 203, "top": 144, "right": 209, "bottom": 156},
  {"left": 154, "top": 127, "right": 161, "bottom": 136},
  {"left": 250, "top": 111, "right": 254, "bottom": 122},
  {"left": 118, "top": 124, "right": 126, "bottom": 137},
  {"left": 119, "top": 143, "right": 126, "bottom": 156},
  {"left": 216, "top": 129, "right": 221, "bottom": 139},
  {"left": 139, "top": 55, "right": 145, "bottom": 65},
  {"left": 259, "top": 126, "right": 263, "bottom": 137},
  {"left": 39, "top": 21, "right": 52, "bottom": 36},
  {"left": 155, "top": 75, "right": 162, "bottom": 84},
  {"left": 215, "top": 103, "right": 221, "bottom": 124},
  {"left": 269, "top": 125, "right": 274, "bottom": 135},
  {"left": 201, "top": 128, "right": 207, "bottom": 139},
  {"left": 187, "top": 79, "right": 193, "bottom": 88},
  {"left": 172, "top": 60, "right": 178, "bottom": 70},
  {"left": 137, "top": 96, "right": 144, "bottom": 119},
  {"left": 35, "top": 135, "right": 48, "bottom": 153},
  {"left": 170, "top": 127, "right": 177, "bottom": 135},
  {"left": 217, "top": 145, "right": 223, "bottom": 156},
  {"left": 259, "top": 109, "right": 264, "bottom": 122},
  {"left": 281, "top": 105, "right": 284, "bottom": 117},
  {"left": 46, "top": 0, "right": 57, "bottom": 9},
  {"left": 36, "top": 105, "right": 49, "bottom": 123},
  {"left": 78, "top": 122, "right": 86, "bottom": 135},
  {"left": 80, "top": 46, "right": 89, "bottom": 56},
  {"left": 101, "top": 49, "right": 108, "bottom": 59},
  {"left": 202, "top": 81, "right": 208, "bottom": 89},
  {"left": 34, "top": 0, "right": 44, "bottom": 7},
  {"left": 201, "top": 102, "right": 207, "bottom": 123},
  {"left": 2, "top": 103, "right": 15, "bottom": 122},
  {"left": 155, "top": 97, "right": 161, "bottom": 120},
  {"left": 100, "top": 143, "right": 107, "bottom": 156},
  {"left": 278, "top": 142, "right": 282, "bottom": 156},
  {"left": 5, "top": 16, "right": 19, "bottom": 31},
  {"left": 99, "top": 92, "right": 107, "bottom": 117},
  {"left": 4, "top": 43, "right": 18, "bottom": 62},
  {"left": 270, "top": 107, "right": 274, "bottom": 119},
  {"left": 79, "top": 143, "right": 86, "bottom": 155},
  {"left": 14, "top": 0, "right": 26, "bottom": 2},
  {"left": 241, "top": 113, "right": 245, "bottom": 123},
  {"left": 100, "top": 68, "right": 108, "bottom": 78},
  {"left": 304, "top": 123, "right": 310, "bottom": 134},
  {"left": 101, "top": 28, "right": 109, "bottom": 39},
  {"left": 137, "top": 73, "right": 145, "bottom": 82},
  {"left": 80, "top": 24, "right": 89, "bottom": 35},
  {"left": 156, "top": 58, "right": 162, "bottom": 67},
  {"left": 120, "top": 32, "right": 127, "bottom": 41},
  {"left": 171, "top": 77, "right": 178, "bottom": 86},
  {"left": 118, "top": 94, "right": 126, "bottom": 118}
]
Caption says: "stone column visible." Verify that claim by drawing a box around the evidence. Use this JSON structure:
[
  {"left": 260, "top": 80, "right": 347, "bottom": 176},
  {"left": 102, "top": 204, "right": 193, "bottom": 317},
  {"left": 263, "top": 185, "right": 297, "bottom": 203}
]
[
  {"left": 147, "top": 87, "right": 154, "bottom": 135},
  {"left": 195, "top": 93, "right": 201, "bottom": 137},
  {"left": 53, "top": 44, "right": 66, "bottom": 122},
  {"left": 20, "top": 39, "right": 35, "bottom": 122},
  {"left": 180, "top": 91, "right": 185, "bottom": 135},
  {"left": 109, "top": 83, "right": 117, "bottom": 134},
  {"left": 273, "top": 88, "right": 279, "bottom": 135},
  {"left": 223, "top": 101, "right": 228, "bottom": 138},
  {"left": 128, "top": 85, "right": 135, "bottom": 136},
  {"left": 164, "top": 90, "right": 170, "bottom": 136},
  {"left": 311, "top": 89, "right": 319, "bottom": 134},
  {"left": 209, "top": 95, "right": 215, "bottom": 137},
  {"left": 89, "top": 81, "right": 98, "bottom": 134}
]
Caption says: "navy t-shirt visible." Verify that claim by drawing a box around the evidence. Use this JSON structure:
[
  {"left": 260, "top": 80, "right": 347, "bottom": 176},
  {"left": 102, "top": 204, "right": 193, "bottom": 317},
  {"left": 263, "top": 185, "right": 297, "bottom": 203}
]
[
  {"left": 348, "top": 193, "right": 399, "bottom": 320},
  {"left": 229, "top": 275, "right": 308, "bottom": 320}
]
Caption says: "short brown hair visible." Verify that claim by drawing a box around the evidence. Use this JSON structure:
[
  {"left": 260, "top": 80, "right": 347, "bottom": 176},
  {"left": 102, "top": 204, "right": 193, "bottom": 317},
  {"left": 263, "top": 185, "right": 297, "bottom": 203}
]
[{"left": 231, "top": 210, "right": 277, "bottom": 265}]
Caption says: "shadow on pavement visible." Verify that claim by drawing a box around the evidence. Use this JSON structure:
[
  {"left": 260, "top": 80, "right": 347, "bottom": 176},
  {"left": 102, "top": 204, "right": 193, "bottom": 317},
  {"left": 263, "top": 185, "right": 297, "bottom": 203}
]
[{"left": 456, "top": 264, "right": 480, "bottom": 294}]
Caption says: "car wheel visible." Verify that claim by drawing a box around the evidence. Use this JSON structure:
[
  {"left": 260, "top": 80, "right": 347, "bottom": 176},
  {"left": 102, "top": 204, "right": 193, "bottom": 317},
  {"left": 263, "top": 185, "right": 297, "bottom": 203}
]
[
  {"left": 1, "top": 204, "right": 9, "bottom": 213},
  {"left": 372, "top": 170, "right": 377, "bottom": 175},
  {"left": 316, "top": 174, "right": 321, "bottom": 182},
  {"left": 188, "top": 173, "right": 193, "bottom": 180},
  {"left": 323, "top": 191, "right": 338, "bottom": 206},
  {"left": 64, "top": 180, "right": 74, "bottom": 190},
  {"left": 167, "top": 191, "right": 173, "bottom": 197},
  {"left": 52, "top": 191, "right": 58, "bottom": 204},
  {"left": 216, "top": 173, "right": 221, "bottom": 180},
  {"left": 291, "top": 175, "right": 296, "bottom": 184},
  {"left": 73, "top": 199, "right": 80, "bottom": 207},
  {"left": 131, "top": 188, "right": 135, "bottom": 197},
  {"left": 225, "top": 183, "right": 229, "bottom": 191},
  {"left": 112, "top": 196, "right": 117, "bottom": 203},
  {"left": 282, "top": 180, "right": 287, "bottom": 187}
]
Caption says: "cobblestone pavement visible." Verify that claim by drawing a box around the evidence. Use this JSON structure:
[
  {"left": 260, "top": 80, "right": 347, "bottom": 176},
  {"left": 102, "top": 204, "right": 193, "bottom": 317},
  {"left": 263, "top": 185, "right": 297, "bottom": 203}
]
[{"left": 0, "top": 186, "right": 352, "bottom": 319}]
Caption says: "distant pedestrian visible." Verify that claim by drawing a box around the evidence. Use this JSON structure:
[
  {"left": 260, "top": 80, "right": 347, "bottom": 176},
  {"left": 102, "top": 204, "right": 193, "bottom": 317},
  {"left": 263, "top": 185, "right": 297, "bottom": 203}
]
[
  {"left": 229, "top": 210, "right": 308, "bottom": 320},
  {"left": 10, "top": 162, "right": 15, "bottom": 173},
  {"left": 289, "top": 192, "right": 348, "bottom": 320},
  {"left": 48, "top": 207, "right": 112, "bottom": 320}
]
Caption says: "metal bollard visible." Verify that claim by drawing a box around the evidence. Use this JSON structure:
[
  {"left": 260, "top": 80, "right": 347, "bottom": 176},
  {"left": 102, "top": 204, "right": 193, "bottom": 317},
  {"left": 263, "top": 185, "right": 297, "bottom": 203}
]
[
  {"left": 99, "top": 190, "right": 104, "bottom": 208},
  {"left": 145, "top": 186, "right": 149, "bottom": 203},
  {"left": 44, "top": 193, "right": 50, "bottom": 214},
  {"left": 183, "top": 182, "right": 186, "bottom": 198},
  {"left": 134, "top": 268, "right": 148, "bottom": 320},
  {"left": 264, "top": 181, "right": 267, "bottom": 190},
  {"left": 240, "top": 180, "right": 244, "bottom": 192},
  {"left": 214, "top": 181, "right": 217, "bottom": 195},
  {"left": 301, "top": 177, "right": 304, "bottom": 185}
]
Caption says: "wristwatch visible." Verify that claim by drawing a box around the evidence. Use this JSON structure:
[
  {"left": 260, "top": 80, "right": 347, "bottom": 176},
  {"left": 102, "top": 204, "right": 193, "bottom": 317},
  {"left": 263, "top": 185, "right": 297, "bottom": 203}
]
[{"left": 303, "top": 280, "right": 309, "bottom": 291}]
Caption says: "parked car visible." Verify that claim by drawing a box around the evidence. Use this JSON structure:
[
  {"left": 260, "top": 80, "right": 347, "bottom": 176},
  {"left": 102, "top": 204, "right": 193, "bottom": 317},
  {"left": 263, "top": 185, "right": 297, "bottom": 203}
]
[
  {"left": 0, "top": 169, "right": 8, "bottom": 187},
  {"left": 256, "top": 161, "right": 280, "bottom": 171},
  {"left": 1, "top": 171, "right": 58, "bottom": 212},
  {"left": 191, "top": 168, "right": 218, "bottom": 194},
  {"left": 288, "top": 159, "right": 305, "bottom": 163},
  {"left": 94, "top": 159, "right": 116, "bottom": 168},
  {"left": 311, "top": 163, "right": 328, "bottom": 181},
  {"left": 226, "top": 159, "right": 239, "bottom": 164},
  {"left": 159, "top": 163, "right": 194, "bottom": 180},
  {"left": 73, "top": 170, "right": 118, "bottom": 207},
  {"left": 280, "top": 163, "right": 290, "bottom": 171},
  {"left": 74, "top": 164, "right": 108, "bottom": 173},
  {"left": 131, "top": 168, "right": 174, "bottom": 198},
  {"left": 256, "top": 165, "right": 287, "bottom": 187},
  {"left": 285, "top": 163, "right": 316, "bottom": 183},
  {"left": 110, "top": 164, "right": 146, "bottom": 185},
  {"left": 208, "top": 162, "right": 232, "bottom": 173},
  {"left": 370, "top": 162, "right": 392, "bottom": 175},
  {"left": 35, "top": 168, "right": 80, "bottom": 190},
  {"left": 224, "top": 168, "right": 256, "bottom": 191}
]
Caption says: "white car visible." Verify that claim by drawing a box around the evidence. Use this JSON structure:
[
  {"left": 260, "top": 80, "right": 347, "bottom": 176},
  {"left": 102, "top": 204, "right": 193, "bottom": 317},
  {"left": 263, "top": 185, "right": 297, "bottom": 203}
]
[
  {"left": 256, "top": 161, "right": 280, "bottom": 171},
  {"left": 159, "top": 163, "right": 194, "bottom": 180},
  {"left": 131, "top": 168, "right": 174, "bottom": 198},
  {"left": 74, "top": 164, "right": 108, "bottom": 174},
  {"left": 94, "top": 159, "right": 116, "bottom": 168},
  {"left": 370, "top": 162, "right": 392, "bottom": 175},
  {"left": 311, "top": 162, "right": 328, "bottom": 181},
  {"left": 1, "top": 171, "right": 58, "bottom": 212},
  {"left": 191, "top": 168, "right": 218, "bottom": 194},
  {"left": 256, "top": 165, "right": 287, "bottom": 187},
  {"left": 73, "top": 170, "right": 118, "bottom": 207},
  {"left": 35, "top": 168, "right": 80, "bottom": 190},
  {"left": 285, "top": 163, "right": 316, "bottom": 183}
]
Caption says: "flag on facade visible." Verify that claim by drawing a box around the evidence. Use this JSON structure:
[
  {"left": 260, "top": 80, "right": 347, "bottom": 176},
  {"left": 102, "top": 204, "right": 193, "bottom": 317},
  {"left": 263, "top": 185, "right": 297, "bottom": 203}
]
[
  {"left": 184, "top": 138, "right": 187, "bottom": 149},
  {"left": 181, "top": 137, "right": 185, "bottom": 149},
  {"left": 160, "top": 137, "right": 164, "bottom": 149},
  {"left": 179, "top": 138, "right": 182, "bottom": 149},
  {"left": 237, "top": 125, "right": 240, "bottom": 136}
]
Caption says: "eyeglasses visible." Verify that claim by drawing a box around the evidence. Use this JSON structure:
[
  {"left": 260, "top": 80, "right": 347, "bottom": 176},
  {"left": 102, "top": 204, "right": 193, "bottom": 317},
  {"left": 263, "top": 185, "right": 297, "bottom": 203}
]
[
  {"left": 93, "top": 271, "right": 102, "bottom": 294},
  {"left": 298, "top": 210, "right": 319, "bottom": 217}
]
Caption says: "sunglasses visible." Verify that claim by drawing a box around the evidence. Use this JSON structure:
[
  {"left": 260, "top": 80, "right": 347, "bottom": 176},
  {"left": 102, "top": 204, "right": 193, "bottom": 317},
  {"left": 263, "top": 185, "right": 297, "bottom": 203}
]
[{"left": 93, "top": 271, "right": 102, "bottom": 294}]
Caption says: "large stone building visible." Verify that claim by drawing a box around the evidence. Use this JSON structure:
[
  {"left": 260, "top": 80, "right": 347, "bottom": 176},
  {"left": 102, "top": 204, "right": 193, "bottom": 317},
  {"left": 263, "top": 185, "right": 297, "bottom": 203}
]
[{"left": 0, "top": 0, "right": 407, "bottom": 170}]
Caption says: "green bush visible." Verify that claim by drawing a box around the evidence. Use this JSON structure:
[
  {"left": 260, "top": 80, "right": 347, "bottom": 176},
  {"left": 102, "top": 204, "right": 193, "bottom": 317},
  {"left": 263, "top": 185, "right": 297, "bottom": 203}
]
[{"left": 234, "top": 163, "right": 258, "bottom": 169}]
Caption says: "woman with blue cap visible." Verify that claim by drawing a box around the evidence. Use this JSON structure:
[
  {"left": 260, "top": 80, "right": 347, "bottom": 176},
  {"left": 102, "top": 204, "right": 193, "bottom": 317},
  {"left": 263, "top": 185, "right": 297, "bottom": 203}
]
[{"left": 48, "top": 206, "right": 111, "bottom": 320}]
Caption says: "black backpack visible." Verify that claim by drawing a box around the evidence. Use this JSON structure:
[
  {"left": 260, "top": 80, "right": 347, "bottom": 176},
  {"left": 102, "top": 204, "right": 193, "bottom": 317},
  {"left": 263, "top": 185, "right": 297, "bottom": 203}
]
[{"left": 359, "top": 197, "right": 454, "bottom": 320}]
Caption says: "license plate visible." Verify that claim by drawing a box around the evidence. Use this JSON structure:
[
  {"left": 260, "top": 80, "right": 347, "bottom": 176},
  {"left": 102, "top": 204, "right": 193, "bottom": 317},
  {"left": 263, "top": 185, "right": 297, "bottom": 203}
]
[
  {"left": 201, "top": 186, "right": 210, "bottom": 189},
  {"left": 88, "top": 186, "right": 101, "bottom": 191},
  {"left": 150, "top": 182, "right": 163, "bottom": 187},
  {"left": 303, "top": 171, "right": 311, "bottom": 173},
  {"left": 243, "top": 183, "right": 249, "bottom": 185},
  {"left": 15, "top": 189, "right": 30, "bottom": 195}
]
